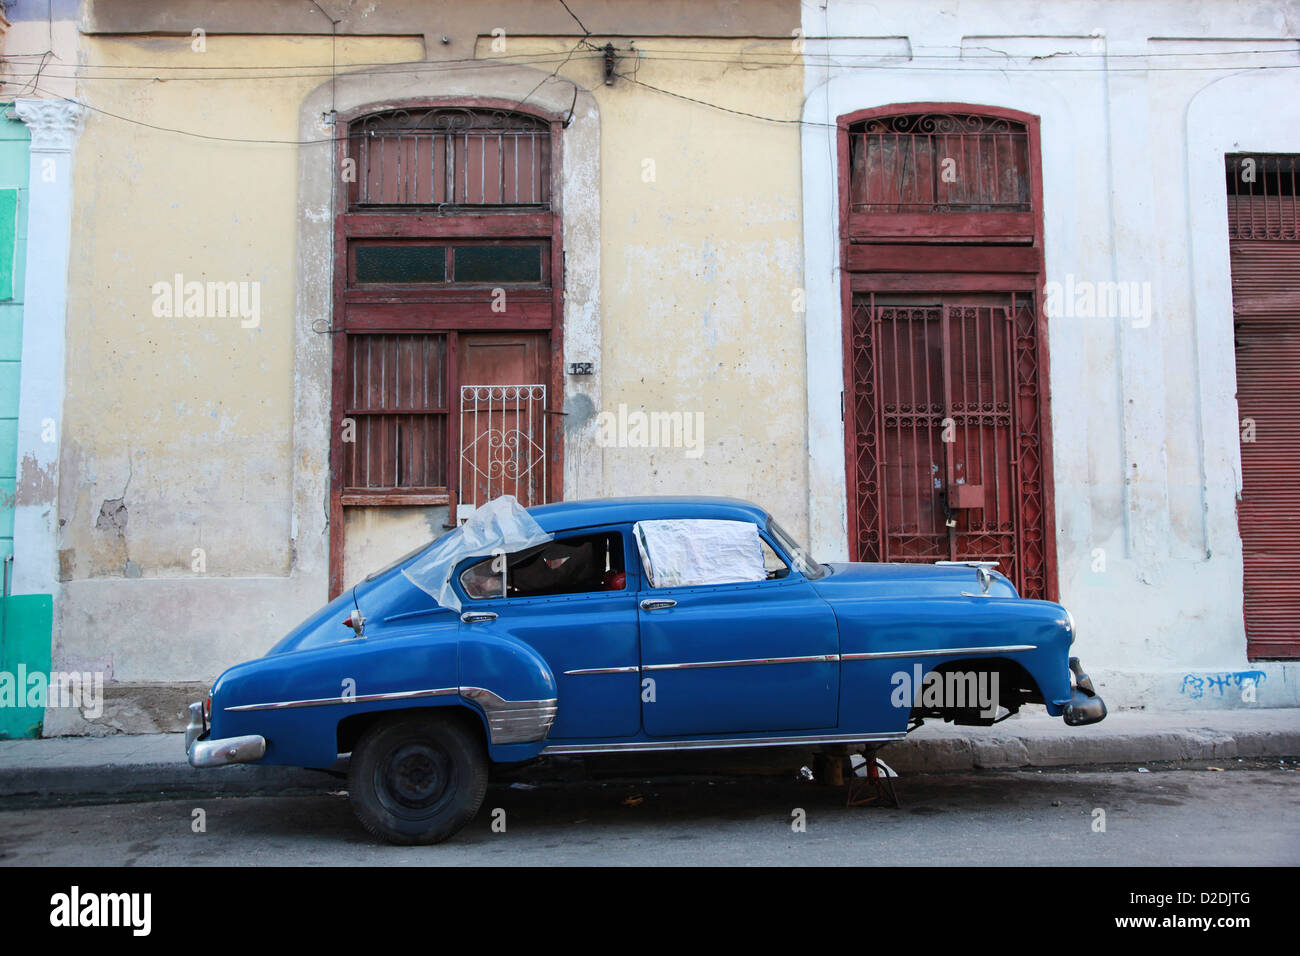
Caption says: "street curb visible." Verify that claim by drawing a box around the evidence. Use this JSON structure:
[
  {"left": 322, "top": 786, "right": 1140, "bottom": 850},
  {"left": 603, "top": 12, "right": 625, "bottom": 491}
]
[
  {"left": 1, "top": 715, "right": 1297, "bottom": 798},
  {"left": 880, "top": 724, "right": 1300, "bottom": 773},
  {"left": 0, "top": 761, "right": 341, "bottom": 798}
]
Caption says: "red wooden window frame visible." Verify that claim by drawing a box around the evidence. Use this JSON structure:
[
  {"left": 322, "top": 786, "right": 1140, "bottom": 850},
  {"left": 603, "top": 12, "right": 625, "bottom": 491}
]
[
  {"left": 837, "top": 103, "right": 1058, "bottom": 601},
  {"left": 329, "top": 99, "right": 567, "bottom": 597}
]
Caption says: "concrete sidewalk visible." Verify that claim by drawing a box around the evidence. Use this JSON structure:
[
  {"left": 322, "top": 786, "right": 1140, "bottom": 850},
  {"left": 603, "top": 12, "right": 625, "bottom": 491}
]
[{"left": 0, "top": 709, "right": 1296, "bottom": 798}]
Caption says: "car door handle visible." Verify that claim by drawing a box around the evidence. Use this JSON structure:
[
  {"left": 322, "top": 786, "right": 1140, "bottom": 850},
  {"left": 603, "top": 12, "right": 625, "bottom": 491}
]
[
  {"left": 639, "top": 599, "right": 677, "bottom": 611},
  {"left": 460, "top": 611, "right": 499, "bottom": 624}
]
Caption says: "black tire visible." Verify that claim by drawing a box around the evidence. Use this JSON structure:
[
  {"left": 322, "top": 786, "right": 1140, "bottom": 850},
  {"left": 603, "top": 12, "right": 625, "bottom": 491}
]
[{"left": 347, "top": 712, "right": 488, "bottom": 845}]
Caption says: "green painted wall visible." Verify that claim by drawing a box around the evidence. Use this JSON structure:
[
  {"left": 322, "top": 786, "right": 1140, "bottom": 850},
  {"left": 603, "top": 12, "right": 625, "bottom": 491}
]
[
  {"left": 0, "top": 106, "right": 46, "bottom": 739},
  {"left": 0, "top": 595, "right": 54, "bottom": 738},
  {"left": 0, "top": 108, "right": 27, "bottom": 565}
]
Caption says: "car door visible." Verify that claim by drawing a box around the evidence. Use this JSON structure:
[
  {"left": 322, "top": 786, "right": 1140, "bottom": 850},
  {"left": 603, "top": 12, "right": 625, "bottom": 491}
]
[
  {"left": 454, "top": 526, "right": 641, "bottom": 739},
  {"left": 634, "top": 519, "right": 840, "bottom": 737}
]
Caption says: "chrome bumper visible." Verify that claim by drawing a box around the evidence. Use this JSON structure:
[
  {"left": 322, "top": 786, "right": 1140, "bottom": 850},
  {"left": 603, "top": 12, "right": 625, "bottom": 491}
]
[
  {"left": 185, "top": 701, "right": 267, "bottom": 768},
  {"left": 1062, "top": 657, "right": 1107, "bottom": 727}
]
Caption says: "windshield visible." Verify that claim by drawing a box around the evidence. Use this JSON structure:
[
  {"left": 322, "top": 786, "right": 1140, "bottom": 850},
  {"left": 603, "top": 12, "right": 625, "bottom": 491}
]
[
  {"left": 400, "top": 496, "right": 553, "bottom": 612},
  {"left": 768, "top": 519, "right": 828, "bottom": 580}
]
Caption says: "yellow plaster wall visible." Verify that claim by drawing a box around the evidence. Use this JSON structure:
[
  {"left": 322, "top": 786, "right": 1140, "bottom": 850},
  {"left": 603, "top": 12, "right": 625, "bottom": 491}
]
[
  {"left": 61, "top": 35, "right": 423, "bottom": 579},
  {"left": 485, "top": 37, "right": 810, "bottom": 535}
]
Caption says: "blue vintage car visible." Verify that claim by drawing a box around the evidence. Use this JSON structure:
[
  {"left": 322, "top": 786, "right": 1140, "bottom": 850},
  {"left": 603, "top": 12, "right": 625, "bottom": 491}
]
[{"left": 185, "top": 495, "right": 1105, "bottom": 844}]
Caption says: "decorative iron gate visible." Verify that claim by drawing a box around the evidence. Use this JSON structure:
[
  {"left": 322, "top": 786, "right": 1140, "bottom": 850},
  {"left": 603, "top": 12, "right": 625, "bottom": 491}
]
[
  {"left": 457, "top": 384, "right": 548, "bottom": 521},
  {"left": 848, "top": 294, "right": 1048, "bottom": 598}
]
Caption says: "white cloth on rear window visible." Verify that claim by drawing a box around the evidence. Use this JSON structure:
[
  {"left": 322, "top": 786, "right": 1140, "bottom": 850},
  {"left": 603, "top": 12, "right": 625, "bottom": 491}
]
[
  {"left": 634, "top": 519, "right": 768, "bottom": 588},
  {"left": 402, "top": 495, "right": 553, "bottom": 612}
]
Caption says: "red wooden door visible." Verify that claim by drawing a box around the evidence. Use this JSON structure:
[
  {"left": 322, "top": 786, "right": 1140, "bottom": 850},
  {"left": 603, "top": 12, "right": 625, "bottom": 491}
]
[
  {"left": 457, "top": 332, "right": 549, "bottom": 515},
  {"left": 848, "top": 292, "right": 1048, "bottom": 598}
]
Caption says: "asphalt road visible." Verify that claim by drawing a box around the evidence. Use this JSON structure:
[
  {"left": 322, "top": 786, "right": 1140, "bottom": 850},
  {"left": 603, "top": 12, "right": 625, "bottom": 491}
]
[{"left": 1, "top": 766, "right": 1296, "bottom": 866}]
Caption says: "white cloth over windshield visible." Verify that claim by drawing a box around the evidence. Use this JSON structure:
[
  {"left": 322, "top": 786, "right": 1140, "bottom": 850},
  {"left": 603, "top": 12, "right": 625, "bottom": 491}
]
[
  {"left": 634, "top": 519, "right": 767, "bottom": 588},
  {"left": 402, "top": 495, "right": 553, "bottom": 612}
]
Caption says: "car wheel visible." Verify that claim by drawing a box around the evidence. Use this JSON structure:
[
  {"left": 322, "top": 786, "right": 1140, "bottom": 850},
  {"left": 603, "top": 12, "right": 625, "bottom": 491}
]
[{"left": 347, "top": 713, "right": 488, "bottom": 845}]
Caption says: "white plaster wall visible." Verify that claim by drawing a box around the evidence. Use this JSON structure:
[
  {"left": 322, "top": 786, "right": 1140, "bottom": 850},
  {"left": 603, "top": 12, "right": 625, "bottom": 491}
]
[{"left": 800, "top": 0, "right": 1300, "bottom": 710}]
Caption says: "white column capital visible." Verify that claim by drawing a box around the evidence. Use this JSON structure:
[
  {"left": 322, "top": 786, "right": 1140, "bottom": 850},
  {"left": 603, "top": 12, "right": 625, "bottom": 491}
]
[{"left": 14, "top": 97, "right": 85, "bottom": 151}]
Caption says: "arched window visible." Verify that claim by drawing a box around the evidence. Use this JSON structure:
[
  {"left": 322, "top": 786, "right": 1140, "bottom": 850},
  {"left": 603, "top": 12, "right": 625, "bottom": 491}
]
[
  {"left": 347, "top": 107, "right": 551, "bottom": 209},
  {"left": 848, "top": 112, "right": 1031, "bottom": 215}
]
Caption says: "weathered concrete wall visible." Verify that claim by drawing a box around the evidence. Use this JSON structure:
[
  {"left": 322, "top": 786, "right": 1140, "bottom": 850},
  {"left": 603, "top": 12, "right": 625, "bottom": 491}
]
[{"left": 800, "top": 0, "right": 1300, "bottom": 710}]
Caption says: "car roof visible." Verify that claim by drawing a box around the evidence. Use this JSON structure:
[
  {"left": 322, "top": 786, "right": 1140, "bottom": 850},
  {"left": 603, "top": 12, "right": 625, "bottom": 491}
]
[{"left": 526, "top": 496, "right": 771, "bottom": 533}]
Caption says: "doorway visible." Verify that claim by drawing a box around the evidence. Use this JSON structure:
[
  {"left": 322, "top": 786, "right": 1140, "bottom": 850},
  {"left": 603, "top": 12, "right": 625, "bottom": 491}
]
[{"left": 847, "top": 291, "right": 1046, "bottom": 595}]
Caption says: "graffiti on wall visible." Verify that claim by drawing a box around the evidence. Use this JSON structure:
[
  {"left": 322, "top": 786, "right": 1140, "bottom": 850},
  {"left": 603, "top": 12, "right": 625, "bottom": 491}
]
[{"left": 1179, "top": 671, "right": 1267, "bottom": 701}]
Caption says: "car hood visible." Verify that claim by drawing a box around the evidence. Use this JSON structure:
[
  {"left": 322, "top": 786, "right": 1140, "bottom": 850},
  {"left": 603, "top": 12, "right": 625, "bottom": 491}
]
[{"left": 812, "top": 561, "right": 1019, "bottom": 600}]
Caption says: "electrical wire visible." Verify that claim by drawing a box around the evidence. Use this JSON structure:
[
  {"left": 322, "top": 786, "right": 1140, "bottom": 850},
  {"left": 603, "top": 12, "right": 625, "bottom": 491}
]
[
  {"left": 556, "top": 0, "right": 593, "bottom": 37},
  {"left": 503, "top": 0, "right": 598, "bottom": 117},
  {"left": 0, "top": 50, "right": 606, "bottom": 84},
  {"left": 0, "top": 47, "right": 599, "bottom": 71},
  {"left": 3, "top": 41, "right": 1298, "bottom": 67},
  {"left": 613, "top": 70, "right": 831, "bottom": 127},
  {"left": 2, "top": 41, "right": 1296, "bottom": 74},
  {"left": 10, "top": 35, "right": 1299, "bottom": 144}
]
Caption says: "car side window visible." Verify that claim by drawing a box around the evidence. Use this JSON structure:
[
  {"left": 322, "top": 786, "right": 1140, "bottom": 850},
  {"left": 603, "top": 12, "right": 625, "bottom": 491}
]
[
  {"left": 634, "top": 519, "right": 773, "bottom": 588},
  {"left": 761, "top": 538, "right": 791, "bottom": 579},
  {"left": 460, "top": 531, "right": 627, "bottom": 600}
]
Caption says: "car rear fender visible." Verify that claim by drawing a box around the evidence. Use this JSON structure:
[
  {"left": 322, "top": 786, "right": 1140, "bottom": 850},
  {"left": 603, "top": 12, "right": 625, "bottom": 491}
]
[{"left": 457, "top": 629, "right": 559, "bottom": 761}]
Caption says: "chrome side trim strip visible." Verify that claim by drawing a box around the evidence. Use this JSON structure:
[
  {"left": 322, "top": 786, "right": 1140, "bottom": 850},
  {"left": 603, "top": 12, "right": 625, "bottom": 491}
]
[
  {"left": 225, "top": 686, "right": 459, "bottom": 712},
  {"left": 541, "top": 731, "right": 905, "bottom": 755},
  {"left": 563, "top": 665, "right": 642, "bottom": 676},
  {"left": 642, "top": 653, "right": 840, "bottom": 672},
  {"left": 226, "top": 685, "right": 558, "bottom": 746},
  {"left": 840, "top": 644, "right": 1037, "bottom": 661}
]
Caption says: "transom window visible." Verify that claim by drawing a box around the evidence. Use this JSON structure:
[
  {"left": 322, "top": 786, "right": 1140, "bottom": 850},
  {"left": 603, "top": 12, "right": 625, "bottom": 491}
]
[
  {"left": 350, "top": 241, "right": 547, "bottom": 285},
  {"left": 1226, "top": 153, "right": 1300, "bottom": 241},
  {"left": 347, "top": 107, "right": 551, "bottom": 209},
  {"left": 848, "top": 112, "right": 1031, "bottom": 214}
]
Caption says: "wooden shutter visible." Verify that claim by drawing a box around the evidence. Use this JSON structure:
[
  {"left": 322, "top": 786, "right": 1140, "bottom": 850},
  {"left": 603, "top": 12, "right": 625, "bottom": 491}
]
[
  {"left": 341, "top": 333, "right": 449, "bottom": 500},
  {"left": 1231, "top": 240, "right": 1300, "bottom": 659}
]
